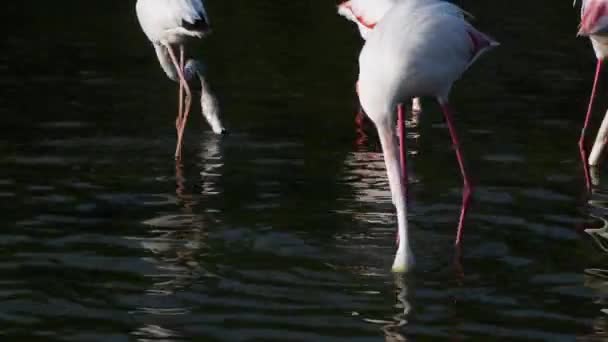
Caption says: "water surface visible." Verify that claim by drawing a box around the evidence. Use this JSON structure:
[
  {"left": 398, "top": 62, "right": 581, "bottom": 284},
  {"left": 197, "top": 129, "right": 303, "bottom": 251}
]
[{"left": 2, "top": 1, "right": 608, "bottom": 341}]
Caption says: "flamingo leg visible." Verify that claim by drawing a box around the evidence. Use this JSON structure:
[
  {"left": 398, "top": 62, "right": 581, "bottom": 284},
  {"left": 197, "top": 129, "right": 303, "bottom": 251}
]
[
  {"left": 176, "top": 45, "right": 185, "bottom": 130},
  {"left": 580, "top": 59, "right": 603, "bottom": 190},
  {"left": 396, "top": 103, "right": 409, "bottom": 246},
  {"left": 439, "top": 101, "right": 472, "bottom": 246},
  {"left": 375, "top": 117, "right": 413, "bottom": 272},
  {"left": 355, "top": 108, "right": 368, "bottom": 146},
  {"left": 398, "top": 104, "right": 408, "bottom": 191},
  {"left": 165, "top": 44, "right": 193, "bottom": 160}
]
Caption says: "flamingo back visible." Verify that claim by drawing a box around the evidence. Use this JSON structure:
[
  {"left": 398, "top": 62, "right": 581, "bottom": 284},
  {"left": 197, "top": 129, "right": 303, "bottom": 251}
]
[
  {"left": 136, "top": 0, "right": 210, "bottom": 44},
  {"left": 358, "top": 0, "right": 497, "bottom": 119}
]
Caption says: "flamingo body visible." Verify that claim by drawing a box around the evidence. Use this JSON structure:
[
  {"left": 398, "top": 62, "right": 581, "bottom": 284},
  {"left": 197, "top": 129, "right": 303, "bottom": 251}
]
[
  {"left": 357, "top": 0, "right": 497, "bottom": 271},
  {"left": 136, "top": 0, "right": 210, "bottom": 45}
]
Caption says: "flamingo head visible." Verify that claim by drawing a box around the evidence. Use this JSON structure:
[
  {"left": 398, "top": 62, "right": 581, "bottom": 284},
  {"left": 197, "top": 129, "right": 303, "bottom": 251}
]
[{"left": 579, "top": 1, "right": 608, "bottom": 36}]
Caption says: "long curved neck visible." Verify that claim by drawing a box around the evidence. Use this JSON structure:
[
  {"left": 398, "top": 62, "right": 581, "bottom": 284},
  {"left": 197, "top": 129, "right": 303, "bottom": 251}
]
[
  {"left": 152, "top": 45, "right": 224, "bottom": 133},
  {"left": 195, "top": 68, "right": 224, "bottom": 134}
]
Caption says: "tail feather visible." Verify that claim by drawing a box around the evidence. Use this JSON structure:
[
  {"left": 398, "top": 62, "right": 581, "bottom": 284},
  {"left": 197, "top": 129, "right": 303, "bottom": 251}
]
[{"left": 465, "top": 26, "right": 499, "bottom": 69}]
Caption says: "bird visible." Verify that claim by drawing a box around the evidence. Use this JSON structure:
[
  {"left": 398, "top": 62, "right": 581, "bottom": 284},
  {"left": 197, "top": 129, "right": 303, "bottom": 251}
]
[
  {"left": 136, "top": 0, "right": 225, "bottom": 159},
  {"left": 337, "top": 0, "right": 422, "bottom": 112},
  {"left": 356, "top": 0, "right": 498, "bottom": 272},
  {"left": 577, "top": 0, "right": 608, "bottom": 189}
]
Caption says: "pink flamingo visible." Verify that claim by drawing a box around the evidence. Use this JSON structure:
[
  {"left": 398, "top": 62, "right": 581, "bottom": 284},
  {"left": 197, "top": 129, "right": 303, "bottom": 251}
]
[
  {"left": 357, "top": 0, "right": 498, "bottom": 272},
  {"left": 136, "top": 0, "right": 225, "bottom": 160}
]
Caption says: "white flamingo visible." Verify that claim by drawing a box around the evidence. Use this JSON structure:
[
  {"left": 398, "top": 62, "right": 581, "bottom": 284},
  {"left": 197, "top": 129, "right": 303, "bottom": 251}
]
[
  {"left": 357, "top": 0, "right": 498, "bottom": 272},
  {"left": 136, "top": 0, "right": 225, "bottom": 160},
  {"left": 577, "top": 0, "right": 608, "bottom": 188},
  {"left": 338, "top": 0, "right": 422, "bottom": 112}
]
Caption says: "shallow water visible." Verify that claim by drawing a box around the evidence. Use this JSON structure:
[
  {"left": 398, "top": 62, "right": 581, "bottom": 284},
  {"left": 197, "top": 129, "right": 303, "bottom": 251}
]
[{"left": 3, "top": 1, "right": 608, "bottom": 341}]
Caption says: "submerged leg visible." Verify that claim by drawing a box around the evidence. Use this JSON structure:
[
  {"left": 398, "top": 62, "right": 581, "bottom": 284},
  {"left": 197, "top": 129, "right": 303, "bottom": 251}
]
[
  {"left": 439, "top": 100, "right": 472, "bottom": 246},
  {"left": 580, "top": 60, "right": 603, "bottom": 190}
]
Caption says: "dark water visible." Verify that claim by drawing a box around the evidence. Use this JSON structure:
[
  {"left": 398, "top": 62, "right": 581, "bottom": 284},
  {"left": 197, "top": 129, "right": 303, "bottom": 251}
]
[{"left": 3, "top": 1, "right": 608, "bottom": 340}]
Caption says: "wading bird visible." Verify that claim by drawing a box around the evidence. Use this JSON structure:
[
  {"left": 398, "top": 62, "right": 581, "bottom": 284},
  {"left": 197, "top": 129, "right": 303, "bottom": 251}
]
[
  {"left": 578, "top": 0, "right": 608, "bottom": 188},
  {"left": 357, "top": 0, "right": 498, "bottom": 272},
  {"left": 136, "top": 0, "right": 225, "bottom": 159},
  {"left": 338, "top": 0, "right": 423, "bottom": 112}
]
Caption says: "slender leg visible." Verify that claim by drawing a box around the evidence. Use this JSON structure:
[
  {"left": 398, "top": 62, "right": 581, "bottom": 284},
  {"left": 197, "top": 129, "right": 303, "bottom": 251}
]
[
  {"left": 580, "top": 59, "right": 603, "bottom": 190},
  {"left": 398, "top": 104, "right": 408, "bottom": 191},
  {"left": 355, "top": 109, "right": 368, "bottom": 146},
  {"left": 165, "top": 44, "right": 193, "bottom": 159},
  {"left": 355, "top": 81, "right": 367, "bottom": 129},
  {"left": 396, "top": 104, "right": 409, "bottom": 245},
  {"left": 176, "top": 92, "right": 193, "bottom": 154},
  {"left": 176, "top": 45, "right": 185, "bottom": 130},
  {"left": 439, "top": 101, "right": 472, "bottom": 246}
]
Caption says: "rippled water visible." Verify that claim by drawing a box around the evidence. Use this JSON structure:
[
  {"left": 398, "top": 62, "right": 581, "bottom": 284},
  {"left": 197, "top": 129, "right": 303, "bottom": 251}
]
[{"left": 4, "top": 1, "right": 608, "bottom": 341}]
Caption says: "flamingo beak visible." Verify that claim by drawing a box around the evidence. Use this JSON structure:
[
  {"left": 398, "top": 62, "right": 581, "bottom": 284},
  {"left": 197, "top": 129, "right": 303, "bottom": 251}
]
[{"left": 579, "top": 3, "right": 608, "bottom": 36}]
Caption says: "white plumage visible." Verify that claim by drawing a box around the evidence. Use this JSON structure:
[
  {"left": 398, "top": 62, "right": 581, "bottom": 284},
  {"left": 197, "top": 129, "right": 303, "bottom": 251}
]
[
  {"left": 136, "top": 0, "right": 209, "bottom": 45},
  {"left": 136, "top": 0, "right": 223, "bottom": 160},
  {"left": 357, "top": 0, "right": 497, "bottom": 272},
  {"left": 338, "top": 0, "right": 423, "bottom": 113}
]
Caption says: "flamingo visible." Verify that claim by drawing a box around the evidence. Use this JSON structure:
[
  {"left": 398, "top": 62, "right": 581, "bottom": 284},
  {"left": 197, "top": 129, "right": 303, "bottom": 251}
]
[
  {"left": 357, "top": 0, "right": 498, "bottom": 272},
  {"left": 338, "top": 0, "right": 423, "bottom": 112},
  {"left": 578, "top": 0, "right": 608, "bottom": 188},
  {"left": 136, "top": 0, "right": 225, "bottom": 160}
]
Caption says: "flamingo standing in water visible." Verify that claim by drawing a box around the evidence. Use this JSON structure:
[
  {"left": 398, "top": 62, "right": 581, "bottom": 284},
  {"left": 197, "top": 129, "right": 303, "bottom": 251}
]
[
  {"left": 357, "top": 0, "right": 498, "bottom": 272},
  {"left": 337, "top": 0, "right": 423, "bottom": 113},
  {"left": 136, "top": 0, "right": 225, "bottom": 160},
  {"left": 578, "top": 0, "right": 608, "bottom": 188}
]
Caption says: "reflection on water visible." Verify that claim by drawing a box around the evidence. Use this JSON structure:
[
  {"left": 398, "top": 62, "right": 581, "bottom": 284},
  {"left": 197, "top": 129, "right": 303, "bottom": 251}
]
[
  {"left": 131, "top": 135, "right": 223, "bottom": 340},
  {"left": 584, "top": 169, "right": 608, "bottom": 340}
]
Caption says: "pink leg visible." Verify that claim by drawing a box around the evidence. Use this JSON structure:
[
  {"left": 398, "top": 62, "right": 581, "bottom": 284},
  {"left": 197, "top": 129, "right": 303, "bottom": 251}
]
[
  {"left": 440, "top": 102, "right": 472, "bottom": 246},
  {"left": 395, "top": 104, "right": 408, "bottom": 245},
  {"left": 176, "top": 46, "right": 185, "bottom": 130},
  {"left": 176, "top": 93, "right": 193, "bottom": 156},
  {"left": 355, "top": 109, "right": 368, "bottom": 147},
  {"left": 165, "top": 44, "right": 193, "bottom": 159},
  {"left": 580, "top": 59, "right": 603, "bottom": 191}
]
